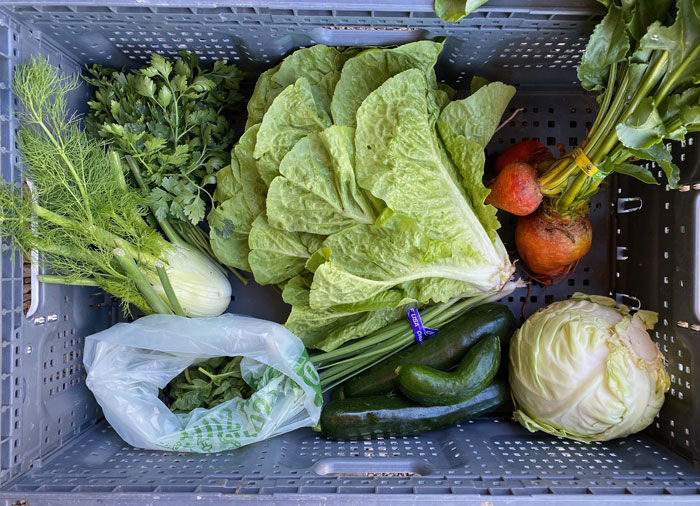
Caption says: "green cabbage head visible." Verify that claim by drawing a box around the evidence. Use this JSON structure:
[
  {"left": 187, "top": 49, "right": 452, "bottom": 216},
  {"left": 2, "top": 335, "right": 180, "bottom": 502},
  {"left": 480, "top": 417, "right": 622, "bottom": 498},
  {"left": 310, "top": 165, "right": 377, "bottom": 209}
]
[{"left": 509, "top": 293, "right": 670, "bottom": 442}]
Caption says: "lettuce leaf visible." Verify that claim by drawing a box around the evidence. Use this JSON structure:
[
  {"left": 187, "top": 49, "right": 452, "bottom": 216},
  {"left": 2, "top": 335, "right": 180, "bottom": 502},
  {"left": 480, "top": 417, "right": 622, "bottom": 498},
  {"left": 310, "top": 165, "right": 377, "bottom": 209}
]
[
  {"left": 331, "top": 40, "right": 444, "bottom": 127},
  {"left": 266, "top": 126, "right": 377, "bottom": 235},
  {"left": 309, "top": 70, "right": 513, "bottom": 311},
  {"left": 245, "top": 46, "right": 359, "bottom": 130},
  {"left": 310, "top": 212, "right": 505, "bottom": 311},
  {"left": 355, "top": 70, "right": 508, "bottom": 265},
  {"left": 230, "top": 124, "right": 266, "bottom": 216},
  {"left": 254, "top": 77, "right": 331, "bottom": 185},
  {"left": 248, "top": 214, "right": 323, "bottom": 285},
  {"left": 272, "top": 45, "right": 361, "bottom": 119},
  {"left": 208, "top": 124, "right": 264, "bottom": 272},
  {"left": 245, "top": 65, "right": 282, "bottom": 131},
  {"left": 283, "top": 275, "right": 409, "bottom": 351}
]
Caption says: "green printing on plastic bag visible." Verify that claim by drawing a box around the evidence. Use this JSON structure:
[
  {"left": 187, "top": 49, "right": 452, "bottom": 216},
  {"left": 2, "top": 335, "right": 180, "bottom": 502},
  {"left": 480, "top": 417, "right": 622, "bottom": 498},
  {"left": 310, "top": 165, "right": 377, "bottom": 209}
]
[
  {"left": 293, "top": 352, "right": 323, "bottom": 408},
  {"left": 164, "top": 354, "right": 321, "bottom": 452}
]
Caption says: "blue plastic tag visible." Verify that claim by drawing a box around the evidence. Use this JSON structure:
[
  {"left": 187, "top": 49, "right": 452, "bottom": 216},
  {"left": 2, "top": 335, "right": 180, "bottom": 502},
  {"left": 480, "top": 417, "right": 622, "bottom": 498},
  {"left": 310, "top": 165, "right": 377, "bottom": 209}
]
[{"left": 407, "top": 308, "right": 438, "bottom": 343}]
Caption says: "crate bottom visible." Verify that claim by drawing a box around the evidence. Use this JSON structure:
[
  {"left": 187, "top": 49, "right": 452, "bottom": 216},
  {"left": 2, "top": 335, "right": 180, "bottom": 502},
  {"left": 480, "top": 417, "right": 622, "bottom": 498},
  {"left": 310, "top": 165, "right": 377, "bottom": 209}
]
[{"left": 1, "top": 417, "right": 698, "bottom": 502}]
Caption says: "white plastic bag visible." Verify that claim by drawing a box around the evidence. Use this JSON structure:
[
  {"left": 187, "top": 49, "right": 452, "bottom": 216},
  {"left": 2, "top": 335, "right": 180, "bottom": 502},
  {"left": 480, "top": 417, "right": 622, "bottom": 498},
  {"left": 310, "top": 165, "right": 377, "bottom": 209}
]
[{"left": 83, "top": 314, "right": 322, "bottom": 452}]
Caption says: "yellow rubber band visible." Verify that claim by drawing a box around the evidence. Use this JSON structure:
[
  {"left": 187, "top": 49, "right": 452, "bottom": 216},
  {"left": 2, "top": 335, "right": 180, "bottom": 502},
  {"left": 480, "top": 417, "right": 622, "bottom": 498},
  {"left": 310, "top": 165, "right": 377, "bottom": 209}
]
[{"left": 571, "top": 147, "right": 598, "bottom": 177}]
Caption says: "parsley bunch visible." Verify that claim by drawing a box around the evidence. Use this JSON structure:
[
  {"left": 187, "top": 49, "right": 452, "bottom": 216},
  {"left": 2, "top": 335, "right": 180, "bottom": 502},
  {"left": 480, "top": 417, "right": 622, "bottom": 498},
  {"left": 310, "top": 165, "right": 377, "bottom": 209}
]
[{"left": 85, "top": 52, "right": 244, "bottom": 226}]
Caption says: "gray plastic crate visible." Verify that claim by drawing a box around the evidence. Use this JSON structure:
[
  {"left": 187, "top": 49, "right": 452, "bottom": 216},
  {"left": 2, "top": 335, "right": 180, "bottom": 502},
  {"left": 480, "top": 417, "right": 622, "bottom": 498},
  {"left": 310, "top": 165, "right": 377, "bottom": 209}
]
[{"left": 0, "top": 1, "right": 698, "bottom": 503}]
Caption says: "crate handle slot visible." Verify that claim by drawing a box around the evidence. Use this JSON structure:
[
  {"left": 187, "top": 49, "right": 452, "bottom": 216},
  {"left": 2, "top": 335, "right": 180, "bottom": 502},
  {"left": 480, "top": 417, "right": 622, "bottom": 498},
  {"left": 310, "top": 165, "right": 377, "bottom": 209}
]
[
  {"left": 312, "top": 457, "right": 434, "bottom": 476},
  {"left": 615, "top": 293, "right": 641, "bottom": 310},
  {"left": 24, "top": 181, "right": 40, "bottom": 318},
  {"left": 616, "top": 197, "right": 643, "bottom": 214},
  {"left": 310, "top": 27, "right": 427, "bottom": 46}
]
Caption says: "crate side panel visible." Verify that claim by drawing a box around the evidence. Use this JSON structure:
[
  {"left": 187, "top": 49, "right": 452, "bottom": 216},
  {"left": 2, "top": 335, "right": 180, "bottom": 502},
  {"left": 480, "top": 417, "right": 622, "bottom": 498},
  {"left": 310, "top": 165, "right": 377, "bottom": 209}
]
[
  {"left": 615, "top": 135, "right": 699, "bottom": 465},
  {"left": 0, "top": 13, "right": 116, "bottom": 487},
  {"left": 1, "top": 419, "right": 698, "bottom": 498},
  {"left": 2, "top": 2, "right": 602, "bottom": 85}
]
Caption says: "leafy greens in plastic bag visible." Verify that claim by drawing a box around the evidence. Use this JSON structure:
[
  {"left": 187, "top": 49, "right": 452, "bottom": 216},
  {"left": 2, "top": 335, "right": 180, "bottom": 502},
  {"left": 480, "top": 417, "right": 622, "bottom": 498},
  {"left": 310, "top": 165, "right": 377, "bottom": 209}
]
[{"left": 84, "top": 314, "right": 322, "bottom": 452}]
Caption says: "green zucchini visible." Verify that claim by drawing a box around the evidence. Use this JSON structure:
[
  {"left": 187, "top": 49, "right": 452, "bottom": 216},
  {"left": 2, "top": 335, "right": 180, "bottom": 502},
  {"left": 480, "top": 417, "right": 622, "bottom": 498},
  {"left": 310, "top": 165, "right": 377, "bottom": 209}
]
[
  {"left": 396, "top": 334, "right": 500, "bottom": 406},
  {"left": 320, "top": 379, "right": 507, "bottom": 439},
  {"left": 342, "top": 303, "right": 515, "bottom": 398}
]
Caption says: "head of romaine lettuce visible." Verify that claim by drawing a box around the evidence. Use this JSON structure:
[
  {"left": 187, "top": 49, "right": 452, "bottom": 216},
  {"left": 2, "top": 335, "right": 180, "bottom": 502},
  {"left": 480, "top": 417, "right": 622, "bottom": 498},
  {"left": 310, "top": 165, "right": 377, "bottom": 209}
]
[
  {"left": 208, "top": 41, "right": 518, "bottom": 351},
  {"left": 509, "top": 293, "right": 670, "bottom": 442}
]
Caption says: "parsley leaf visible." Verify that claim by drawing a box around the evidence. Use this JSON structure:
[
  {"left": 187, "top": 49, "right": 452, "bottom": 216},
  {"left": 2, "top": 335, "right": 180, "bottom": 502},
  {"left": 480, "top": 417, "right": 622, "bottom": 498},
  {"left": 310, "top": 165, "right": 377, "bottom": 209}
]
[{"left": 85, "top": 52, "right": 244, "bottom": 226}]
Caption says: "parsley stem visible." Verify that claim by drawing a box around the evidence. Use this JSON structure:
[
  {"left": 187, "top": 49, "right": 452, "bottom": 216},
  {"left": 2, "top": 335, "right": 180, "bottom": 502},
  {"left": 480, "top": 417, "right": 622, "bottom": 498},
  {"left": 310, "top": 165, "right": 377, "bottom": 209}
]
[{"left": 124, "top": 155, "right": 185, "bottom": 247}]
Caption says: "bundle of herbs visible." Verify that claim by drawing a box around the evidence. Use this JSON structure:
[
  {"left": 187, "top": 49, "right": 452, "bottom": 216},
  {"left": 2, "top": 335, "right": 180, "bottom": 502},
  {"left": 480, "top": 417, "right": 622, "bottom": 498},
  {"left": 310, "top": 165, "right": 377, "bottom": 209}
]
[
  {"left": 0, "top": 56, "right": 231, "bottom": 317},
  {"left": 84, "top": 52, "right": 247, "bottom": 282},
  {"left": 311, "top": 286, "right": 520, "bottom": 392}
]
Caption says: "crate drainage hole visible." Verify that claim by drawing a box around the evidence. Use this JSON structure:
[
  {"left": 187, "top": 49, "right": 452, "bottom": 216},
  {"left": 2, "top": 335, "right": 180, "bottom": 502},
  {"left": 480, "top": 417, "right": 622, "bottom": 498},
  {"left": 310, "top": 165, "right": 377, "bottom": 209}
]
[{"left": 312, "top": 457, "right": 433, "bottom": 476}]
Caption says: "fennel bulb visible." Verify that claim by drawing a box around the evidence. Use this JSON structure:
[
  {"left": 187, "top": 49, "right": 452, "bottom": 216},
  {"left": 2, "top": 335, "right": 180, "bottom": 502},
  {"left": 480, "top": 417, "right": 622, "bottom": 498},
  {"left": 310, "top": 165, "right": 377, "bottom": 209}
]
[{"left": 151, "top": 245, "right": 231, "bottom": 318}]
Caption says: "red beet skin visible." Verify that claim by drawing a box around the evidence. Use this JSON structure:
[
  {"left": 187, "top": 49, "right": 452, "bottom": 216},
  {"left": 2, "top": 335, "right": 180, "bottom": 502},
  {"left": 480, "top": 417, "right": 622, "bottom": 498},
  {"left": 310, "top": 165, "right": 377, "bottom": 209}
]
[
  {"left": 495, "top": 140, "right": 554, "bottom": 174},
  {"left": 515, "top": 207, "right": 592, "bottom": 277},
  {"left": 485, "top": 162, "right": 542, "bottom": 216}
]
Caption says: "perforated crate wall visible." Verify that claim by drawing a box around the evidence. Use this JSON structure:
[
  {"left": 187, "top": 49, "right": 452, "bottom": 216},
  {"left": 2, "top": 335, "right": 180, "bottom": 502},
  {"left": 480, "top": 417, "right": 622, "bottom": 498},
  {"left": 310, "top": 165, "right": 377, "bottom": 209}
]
[
  {"left": 2, "top": 419, "right": 698, "bottom": 500},
  {"left": 4, "top": 1, "right": 604, "bottom": 85},
  {"left": 0, "top": 13, "right": 115, "bottom": 485},
  {"left": 614, "top": 134, "right": 700, "bottom": 464}
]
